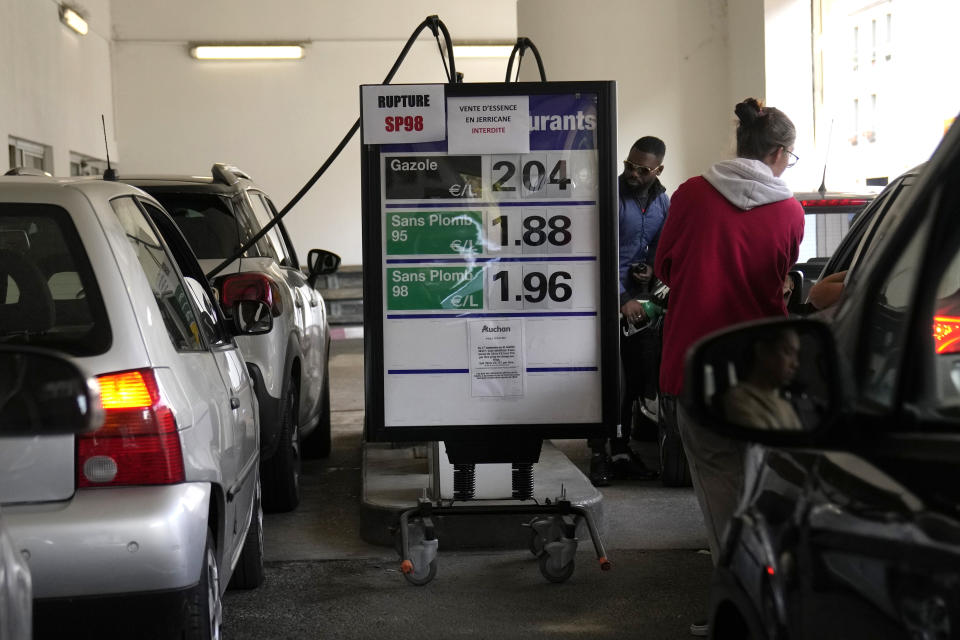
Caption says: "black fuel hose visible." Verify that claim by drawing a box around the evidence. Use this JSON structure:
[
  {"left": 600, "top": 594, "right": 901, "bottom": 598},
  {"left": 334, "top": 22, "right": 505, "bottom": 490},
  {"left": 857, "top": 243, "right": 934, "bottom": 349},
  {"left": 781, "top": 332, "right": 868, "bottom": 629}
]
[
  {"left": 206, "top": 15, "right": 459, "bottom": 279},
  {"left": 505, "top": 37, "right": 546, "bottom": 83}
]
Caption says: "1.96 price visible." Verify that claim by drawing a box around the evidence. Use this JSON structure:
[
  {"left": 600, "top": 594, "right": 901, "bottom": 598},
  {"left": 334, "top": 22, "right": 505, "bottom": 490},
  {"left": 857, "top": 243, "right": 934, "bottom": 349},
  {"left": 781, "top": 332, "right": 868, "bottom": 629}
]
[
  {"left": 493, "top": 270, "right": 571, "bottom": 303},
  {"left": 486, "top": 264, "right": 581, "bottom": 310},
  {"left": 385, "top": 116, "right": 424, "bottom": 132}
]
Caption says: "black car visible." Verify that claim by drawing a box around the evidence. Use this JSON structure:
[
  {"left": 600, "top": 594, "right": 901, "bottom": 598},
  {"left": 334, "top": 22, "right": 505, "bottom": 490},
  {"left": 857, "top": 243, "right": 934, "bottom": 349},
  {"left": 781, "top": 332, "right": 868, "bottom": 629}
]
[
  {"left": 791, "top": 192, "right": 874, "bottom": 295},
  {"left": 683, "top": 115, "right": 960, "bottom": 639},
  {"left": 788, "top": 173, "right": 923, "bottom": 316}
]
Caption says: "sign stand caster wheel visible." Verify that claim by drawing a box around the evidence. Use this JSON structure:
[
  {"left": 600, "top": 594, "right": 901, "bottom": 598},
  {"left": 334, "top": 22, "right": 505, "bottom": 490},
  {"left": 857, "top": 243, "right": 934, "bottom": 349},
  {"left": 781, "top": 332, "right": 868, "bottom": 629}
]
[
  {"left": 538, "top": 551, "right": 575, "bottom": 583},
  {"left": 401, "top": 557, "right": 438, "bottom": 586}
]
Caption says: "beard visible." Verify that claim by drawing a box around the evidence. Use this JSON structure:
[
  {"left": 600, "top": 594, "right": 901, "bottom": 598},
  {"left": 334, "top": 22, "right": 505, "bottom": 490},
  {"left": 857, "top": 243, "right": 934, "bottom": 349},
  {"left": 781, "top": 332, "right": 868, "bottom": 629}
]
[{"left": 622, "top": 176, "right": 649, "bottom": 196}]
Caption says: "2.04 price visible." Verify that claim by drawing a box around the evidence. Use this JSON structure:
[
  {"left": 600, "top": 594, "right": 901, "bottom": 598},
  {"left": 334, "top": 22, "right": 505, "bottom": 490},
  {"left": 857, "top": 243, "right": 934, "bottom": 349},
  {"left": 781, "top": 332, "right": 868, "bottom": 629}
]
[{"left": 490, "top": 153, "right": 576, "bottom": 199}]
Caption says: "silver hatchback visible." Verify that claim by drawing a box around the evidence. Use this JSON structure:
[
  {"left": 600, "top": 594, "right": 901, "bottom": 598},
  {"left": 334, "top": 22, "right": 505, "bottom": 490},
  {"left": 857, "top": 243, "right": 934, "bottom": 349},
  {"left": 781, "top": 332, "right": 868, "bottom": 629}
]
[{"left": 0, "top": 176, "right": 266, "bottom": 638}]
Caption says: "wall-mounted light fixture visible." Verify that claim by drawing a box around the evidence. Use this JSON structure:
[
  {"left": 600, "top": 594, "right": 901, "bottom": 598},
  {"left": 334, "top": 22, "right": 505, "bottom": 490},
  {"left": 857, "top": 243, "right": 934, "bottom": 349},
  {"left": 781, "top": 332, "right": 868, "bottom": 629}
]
[
  {"left": 189, "top": 44, "right": 305, "bottom": 60},
  {"left": 452, "top": 43, "right": 515, "bottom": 59},
  {"left": 59, "top": 4, "right": 88, "bottom": 35}
]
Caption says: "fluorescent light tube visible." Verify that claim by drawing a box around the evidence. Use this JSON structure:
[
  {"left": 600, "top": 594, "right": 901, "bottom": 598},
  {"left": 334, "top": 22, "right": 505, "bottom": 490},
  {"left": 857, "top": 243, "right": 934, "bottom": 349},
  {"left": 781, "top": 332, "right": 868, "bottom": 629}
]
[
  {"left": 190, "top": 45, "right": 305, "bottom": 60},
  {"left": 59, "top": 5, "right": 88, "bottom": 35},
  {"left": 453, "top": 45, "right": 515, "bottom": 59}
]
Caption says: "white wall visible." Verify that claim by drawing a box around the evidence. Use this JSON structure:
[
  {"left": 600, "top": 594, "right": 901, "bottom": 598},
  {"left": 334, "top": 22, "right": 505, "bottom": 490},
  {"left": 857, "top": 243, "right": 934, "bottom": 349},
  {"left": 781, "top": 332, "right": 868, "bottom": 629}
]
[
  {"left": 112, "top": 1, "right": 518, "bottom": 265},
  {"left": 1, "top": 0, "right": 118, "bottom": 174},
  {"left": 516, "top": 0, "right": 767, "bottom": 194}
]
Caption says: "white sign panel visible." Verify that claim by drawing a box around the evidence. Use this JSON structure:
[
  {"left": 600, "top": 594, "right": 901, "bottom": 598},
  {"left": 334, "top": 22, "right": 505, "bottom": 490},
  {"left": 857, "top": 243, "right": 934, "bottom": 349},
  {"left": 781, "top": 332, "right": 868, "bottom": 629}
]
[
  {"left": 361, "top": 85, "right": 446, "bottom": 145},
  {"left": 447, "top": 96, "right": 530, "bottom": 155}
]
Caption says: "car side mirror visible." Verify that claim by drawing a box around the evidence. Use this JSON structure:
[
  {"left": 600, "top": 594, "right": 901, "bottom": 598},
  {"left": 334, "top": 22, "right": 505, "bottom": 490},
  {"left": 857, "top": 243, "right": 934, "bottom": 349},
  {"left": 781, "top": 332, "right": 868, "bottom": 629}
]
[
  {"left": 681, "top": 318, "right": 842, "bottom": 445},
  {"left": 232, "top": 299, "right": 273, "bottom": 335},
  {"left": 307, "top": 249, "right": 341, "bottom": 278},
  {"left": 0, "top": 346, "right": 103, "bottom": 435}
]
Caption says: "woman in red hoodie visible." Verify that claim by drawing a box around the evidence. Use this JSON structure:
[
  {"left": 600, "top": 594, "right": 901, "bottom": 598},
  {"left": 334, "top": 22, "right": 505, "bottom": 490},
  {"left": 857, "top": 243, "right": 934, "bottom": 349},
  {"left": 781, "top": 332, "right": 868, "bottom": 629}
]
[{"left": 654, "top": 98, "right": 803, "bottom": 635}]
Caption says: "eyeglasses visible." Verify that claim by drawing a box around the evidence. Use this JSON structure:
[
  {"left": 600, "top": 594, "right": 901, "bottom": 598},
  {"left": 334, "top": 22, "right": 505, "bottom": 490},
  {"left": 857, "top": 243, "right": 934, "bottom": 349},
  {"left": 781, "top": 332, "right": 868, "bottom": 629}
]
[
  {"left": 623, "top": 159, "right": 660, "bottom": 176},
  {"left": 784, "top": 149, "right": 799, "bottom": 168}
]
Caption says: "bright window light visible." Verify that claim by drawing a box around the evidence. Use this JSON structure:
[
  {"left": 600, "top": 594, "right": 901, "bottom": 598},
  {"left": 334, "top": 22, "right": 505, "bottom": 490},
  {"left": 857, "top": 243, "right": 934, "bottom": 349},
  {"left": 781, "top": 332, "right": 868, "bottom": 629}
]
[
  {"left": 190, "top": 45, "right": 305, "bottom": 60},
  {"left": 59, "top": 5, "right": 88, "bottom": 35},
  {"left": 453, "top": 45, "right": 515, "bottom": 59}
]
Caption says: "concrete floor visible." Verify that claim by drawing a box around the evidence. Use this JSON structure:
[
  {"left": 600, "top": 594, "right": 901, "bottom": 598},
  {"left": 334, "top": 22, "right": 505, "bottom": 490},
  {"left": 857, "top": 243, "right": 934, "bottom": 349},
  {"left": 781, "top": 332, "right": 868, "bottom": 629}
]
[{"left": 223, "top": 337, "right": 713, "bottom": 639}]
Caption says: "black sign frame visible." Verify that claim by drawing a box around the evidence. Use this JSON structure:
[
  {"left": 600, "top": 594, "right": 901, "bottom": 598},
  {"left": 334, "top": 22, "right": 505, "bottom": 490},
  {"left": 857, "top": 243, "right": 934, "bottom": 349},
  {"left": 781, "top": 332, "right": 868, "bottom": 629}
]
[{"left": 361, "top": 81, "right": 619, "bottom": 443}]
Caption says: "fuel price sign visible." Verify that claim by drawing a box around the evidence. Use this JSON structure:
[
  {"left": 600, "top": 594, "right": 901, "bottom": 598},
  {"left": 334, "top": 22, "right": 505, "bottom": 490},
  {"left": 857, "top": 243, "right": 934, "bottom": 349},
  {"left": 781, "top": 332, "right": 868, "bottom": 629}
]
[{"left": 361, "top": 82, "right": 619, "bottom": 443}]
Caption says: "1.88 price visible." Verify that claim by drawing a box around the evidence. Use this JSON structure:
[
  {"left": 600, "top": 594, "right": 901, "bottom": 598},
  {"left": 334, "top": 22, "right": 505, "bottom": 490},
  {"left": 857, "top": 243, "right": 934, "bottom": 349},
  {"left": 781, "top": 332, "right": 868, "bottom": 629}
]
[
  {"left": 491, "top": 214, "right": 571, "bottom": 248},
  {"left": 485, "top": 209, "right": 575, "bottom": 255},
  {"left": 385, "top": 115, "right": 424, "bottom": 132}
]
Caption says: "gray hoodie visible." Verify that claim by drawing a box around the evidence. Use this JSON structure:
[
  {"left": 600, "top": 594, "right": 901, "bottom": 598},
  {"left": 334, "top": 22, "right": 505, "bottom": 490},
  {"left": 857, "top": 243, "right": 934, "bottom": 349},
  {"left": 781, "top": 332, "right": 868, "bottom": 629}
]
[{"left": 703, "top": 158, "right": 794, "bottom": 211}]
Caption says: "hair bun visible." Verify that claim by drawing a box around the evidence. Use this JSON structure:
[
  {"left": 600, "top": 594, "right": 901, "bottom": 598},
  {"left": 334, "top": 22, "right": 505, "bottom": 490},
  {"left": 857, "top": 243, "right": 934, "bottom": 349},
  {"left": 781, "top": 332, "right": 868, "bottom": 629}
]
[{"left": 735, "top": 98, "right": 764, "bottom": 125}]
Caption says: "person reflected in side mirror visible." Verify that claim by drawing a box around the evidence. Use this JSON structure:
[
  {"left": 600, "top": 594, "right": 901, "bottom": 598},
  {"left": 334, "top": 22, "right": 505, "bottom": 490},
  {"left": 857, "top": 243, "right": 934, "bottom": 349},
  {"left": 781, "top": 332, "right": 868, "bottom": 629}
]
[{"left": 720, "top": 328, "right": 803, "bottom": 430}]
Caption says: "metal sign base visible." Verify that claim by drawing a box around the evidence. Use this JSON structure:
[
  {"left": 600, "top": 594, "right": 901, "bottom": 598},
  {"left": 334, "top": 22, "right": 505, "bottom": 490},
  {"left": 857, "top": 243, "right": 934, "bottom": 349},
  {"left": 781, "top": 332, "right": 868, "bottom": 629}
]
[{"left": 394, "top": 470, "right": 611, "bottom": 586}]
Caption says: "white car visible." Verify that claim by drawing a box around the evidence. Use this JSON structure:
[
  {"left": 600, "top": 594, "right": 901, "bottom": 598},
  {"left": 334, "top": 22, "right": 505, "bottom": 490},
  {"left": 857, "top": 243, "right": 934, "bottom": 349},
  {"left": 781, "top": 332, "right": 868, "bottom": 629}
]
[
  {"left": 124, "top": 165, "right": 341, "bottom": 512},
  {"left": 0, "top": 345, "right": 103, "bottom": 640},
  {"left": 0, "top": 176, "right": 266, "bottom": 638}
]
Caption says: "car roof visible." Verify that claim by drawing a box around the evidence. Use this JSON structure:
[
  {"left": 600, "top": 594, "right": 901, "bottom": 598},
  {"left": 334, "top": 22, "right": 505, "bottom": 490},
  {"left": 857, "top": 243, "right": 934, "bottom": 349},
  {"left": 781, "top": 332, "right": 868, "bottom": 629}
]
[
  {"left": 121, "top": 164, "right": 259, "bottom": 195},
  {"left": 0, "top": 175, "right": 154, "bottom": 200}
]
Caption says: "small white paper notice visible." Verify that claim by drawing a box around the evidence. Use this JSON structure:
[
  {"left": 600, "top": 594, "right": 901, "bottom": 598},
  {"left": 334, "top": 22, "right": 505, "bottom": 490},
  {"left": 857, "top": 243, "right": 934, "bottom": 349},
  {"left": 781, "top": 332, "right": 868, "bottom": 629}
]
[
  {"left": 361, "top": 84, "right": 446, "bottom": 145},
  {"left": 468, "top": 319, "right": 525, "bottom": 397},
  {"left": 447, "top": 96, "right": 530, "bottom": 155}
]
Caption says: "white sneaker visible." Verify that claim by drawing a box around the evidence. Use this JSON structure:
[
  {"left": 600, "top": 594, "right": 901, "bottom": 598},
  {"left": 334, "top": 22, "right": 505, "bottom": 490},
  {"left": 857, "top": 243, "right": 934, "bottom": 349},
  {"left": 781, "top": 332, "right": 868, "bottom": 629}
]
[{"left": 689, "top": 620, "right": 709, "bottom": 637}]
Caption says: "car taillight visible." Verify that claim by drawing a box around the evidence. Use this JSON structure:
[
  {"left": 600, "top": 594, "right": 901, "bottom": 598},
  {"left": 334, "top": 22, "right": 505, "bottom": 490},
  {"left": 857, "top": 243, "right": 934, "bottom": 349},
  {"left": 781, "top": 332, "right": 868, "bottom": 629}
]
[
  {"left": 800, "top": 198, "right": 869, "bottom": 207},
  {"left": 77, "top": 369, "right": 184, "bottom": 487},
  {"left": 933, "top": 316, "right": 960, "bottom": 354},
  {"left": 218, "top": 273, "right": 282, "bottom": 316}
]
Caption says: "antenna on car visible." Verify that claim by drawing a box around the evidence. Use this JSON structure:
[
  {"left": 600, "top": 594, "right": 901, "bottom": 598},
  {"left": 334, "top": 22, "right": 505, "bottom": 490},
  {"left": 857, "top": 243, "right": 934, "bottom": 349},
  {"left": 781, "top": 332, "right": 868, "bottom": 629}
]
[
  {"left": 101, "top": 115, "right": 117, "bottom": 181},
  {"left": 817, "top": 118, "right": 834, "bottom": 198}
]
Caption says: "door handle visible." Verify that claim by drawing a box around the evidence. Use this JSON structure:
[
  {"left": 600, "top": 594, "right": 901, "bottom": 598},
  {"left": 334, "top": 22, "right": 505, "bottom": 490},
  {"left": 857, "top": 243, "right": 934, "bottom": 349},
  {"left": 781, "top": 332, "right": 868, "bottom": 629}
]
[{"left": 230, "top": 397, "right": 240, "bottom": 410}]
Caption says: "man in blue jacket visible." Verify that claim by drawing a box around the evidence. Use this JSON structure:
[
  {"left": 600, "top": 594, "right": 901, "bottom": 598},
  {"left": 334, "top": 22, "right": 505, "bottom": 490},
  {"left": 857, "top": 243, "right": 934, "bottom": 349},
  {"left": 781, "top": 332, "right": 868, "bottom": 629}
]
[{"left": 590, "top": 136, "right": 668, "bottom": 486}]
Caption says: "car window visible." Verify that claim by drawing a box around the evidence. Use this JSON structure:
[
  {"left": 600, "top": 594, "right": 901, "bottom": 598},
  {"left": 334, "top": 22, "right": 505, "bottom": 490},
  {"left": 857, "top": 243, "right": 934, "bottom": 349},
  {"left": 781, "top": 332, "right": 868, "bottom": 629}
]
[
  {"left": 138, "top": 198, "right": 231, "bottom": 346},
  {"left": 110, "top": 196, "right": 203, "bottom": 351},
  {"left": 246, "top": 192, "right": 291, "bottom": 267},
  {"left": 844, "top": 182, "right": 909, "bottom": 278},
  {"left": 0, "top": 203, "right": 111, "bottom": 356},
  {"left": 797, "top": 211, "right": 857, "bottom": 274},
  {"left": 261, "top": 196, "right": 300, "bottom": 268},
  {"left": 147, "top": 191, "right": 249, "bottom": 260},
  {"left": 820, "top": 189, "right": 894, "bottom": 278},
  {"left": 860, "top": 215, "right": 929, "bottom": 408}
]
